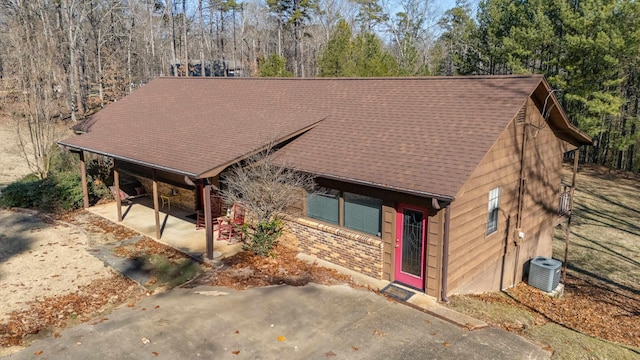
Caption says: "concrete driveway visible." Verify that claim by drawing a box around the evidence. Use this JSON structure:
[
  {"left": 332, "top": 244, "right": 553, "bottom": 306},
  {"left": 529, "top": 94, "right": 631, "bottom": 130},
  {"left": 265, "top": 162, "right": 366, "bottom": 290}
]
[{"left": 5, "top": 284, "right": 549, "bottom": 360}]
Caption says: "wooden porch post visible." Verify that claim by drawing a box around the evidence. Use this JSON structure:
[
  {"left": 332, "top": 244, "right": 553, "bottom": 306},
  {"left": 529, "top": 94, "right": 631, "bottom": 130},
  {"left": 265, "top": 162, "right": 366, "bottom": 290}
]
[
  {"left": 204, "top": 184, "right": 214, "bottom": 259},
  {"left": 562, "top": 148, "right": 580, "bottom": 283},
  {"left": 569, "top": 148, "right": 579, "bottom": 210},
  {"left": 152, "top": 169, "right": 161, "bottom": 239},
  {"left": 78, "top": 151, "right": 90, "bottom": 209},
  {"left": 113, "top": 159, "right": 122, "bottom": 222}
]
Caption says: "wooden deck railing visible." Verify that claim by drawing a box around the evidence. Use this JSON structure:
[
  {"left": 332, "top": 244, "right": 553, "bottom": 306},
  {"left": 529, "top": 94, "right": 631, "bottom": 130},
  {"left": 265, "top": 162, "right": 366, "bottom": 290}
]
[{"left": 558, "top": 191, "right": 572, "bottom": 216}]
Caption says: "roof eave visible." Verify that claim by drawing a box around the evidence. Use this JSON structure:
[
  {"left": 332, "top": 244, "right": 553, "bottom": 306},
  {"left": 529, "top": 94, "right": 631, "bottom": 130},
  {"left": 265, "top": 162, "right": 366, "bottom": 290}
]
[
  {"left": 292, "top": 169, "right": 455, "bottom": 202},
  {"left": 536, "top": 78, "right": 593, "bottom": 146},
  {"left": 57, "top": 140, "right": 198, "bottom": 177}
]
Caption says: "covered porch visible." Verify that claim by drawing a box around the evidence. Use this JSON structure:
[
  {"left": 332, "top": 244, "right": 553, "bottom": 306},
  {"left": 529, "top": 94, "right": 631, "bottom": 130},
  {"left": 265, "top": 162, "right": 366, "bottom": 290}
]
[{"left": 88, "top": 196, "right": 243, "bottom": 260}]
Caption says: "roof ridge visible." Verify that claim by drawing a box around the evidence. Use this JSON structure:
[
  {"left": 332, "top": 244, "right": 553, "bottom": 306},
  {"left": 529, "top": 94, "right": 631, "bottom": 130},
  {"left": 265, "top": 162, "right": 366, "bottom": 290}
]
[{"left": 154, "top": 74, "right": 543, "bottom": 81}]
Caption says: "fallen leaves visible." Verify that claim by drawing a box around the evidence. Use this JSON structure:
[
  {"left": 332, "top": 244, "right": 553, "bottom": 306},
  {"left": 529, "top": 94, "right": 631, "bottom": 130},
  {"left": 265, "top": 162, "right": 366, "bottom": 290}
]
[
  {"left": 324, "top": 351, "right": 337, "bottom": 357},
  {"left": 189, "top": 245, "right": 351, "bottom": 290},
  {"left": 232, "top": 350, "right": 240, "bottom": 355},
  {"left": 463, "top": 274, "right": 640, "bottom": 348},
  {"left": 113, "top": 237, "right": 192, "bottom": 263},
  {"left": 0, "top": 275, "right": 142, "bottom": 347},
  {"left": 277, "top": 335, "right": 286, "bottom": 342},
  {"left": 34, "top": 350, "right": 43, "bottom": 355},
  {"left": 141, "top": 337, "right": 151, "bottom": 345}
]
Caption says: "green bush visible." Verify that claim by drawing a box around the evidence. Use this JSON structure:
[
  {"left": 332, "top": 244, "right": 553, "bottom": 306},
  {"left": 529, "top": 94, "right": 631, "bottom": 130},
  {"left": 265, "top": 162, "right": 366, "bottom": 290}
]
[
  {"left": 49, "top": 147, "right": 79, "bottom": 174},
  {"left": 0, "top": 171, "right": 84, "bottom": 212},
  {"left": 0, "top": 174, "right": 42, "bottom": 209},
  {"left": 242, "top": 218, "right": 284, "bottom": 257},
  {"left": 46, "top": 172, "right": 84, "bottom": 211}
]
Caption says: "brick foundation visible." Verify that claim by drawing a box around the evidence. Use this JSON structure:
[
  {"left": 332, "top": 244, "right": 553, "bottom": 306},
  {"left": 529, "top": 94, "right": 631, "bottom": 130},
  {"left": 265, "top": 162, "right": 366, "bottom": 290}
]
[{"left": 287, "top": 218, "right": 384, "bottom": 279}]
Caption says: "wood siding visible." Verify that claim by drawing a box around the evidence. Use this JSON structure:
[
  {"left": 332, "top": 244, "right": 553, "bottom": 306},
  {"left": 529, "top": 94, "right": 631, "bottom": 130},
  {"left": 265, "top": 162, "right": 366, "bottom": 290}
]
[
  {"left": 447, "top": 98, "right": 566, "bottom": 294},
  {"left": 381, "top": 205, "right": 396, "bottom": 281},
  {"left": 426, "top": 210, "right": 444, "bottom": 297}
]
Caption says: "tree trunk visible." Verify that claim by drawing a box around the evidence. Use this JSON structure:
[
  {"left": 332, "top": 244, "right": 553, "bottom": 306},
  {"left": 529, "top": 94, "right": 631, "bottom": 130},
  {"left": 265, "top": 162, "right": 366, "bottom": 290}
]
[
  {"left": 182, "top": 0, "right": 189, "bottom": 77},
  {"left": 166, "top": 0, "right": 178, "bottom": 76},
  {"left": 199, "top": 0, "right": 206, "bottom": 76}
]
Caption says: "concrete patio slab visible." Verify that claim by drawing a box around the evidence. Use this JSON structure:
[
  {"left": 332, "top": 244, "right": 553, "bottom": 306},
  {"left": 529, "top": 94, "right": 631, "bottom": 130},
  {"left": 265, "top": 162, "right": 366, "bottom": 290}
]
[{"left": 87, "top": 199, "right": 242, "bottom": 260}]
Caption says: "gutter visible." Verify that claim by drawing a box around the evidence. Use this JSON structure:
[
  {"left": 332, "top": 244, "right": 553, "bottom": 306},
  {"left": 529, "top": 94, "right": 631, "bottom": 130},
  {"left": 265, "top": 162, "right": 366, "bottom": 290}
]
[
  {"left": 58, "top": 141, "right": 198, "bottom": 178},
  {"left": 441, "top": 203, "right": 452, "bottom": 303}
]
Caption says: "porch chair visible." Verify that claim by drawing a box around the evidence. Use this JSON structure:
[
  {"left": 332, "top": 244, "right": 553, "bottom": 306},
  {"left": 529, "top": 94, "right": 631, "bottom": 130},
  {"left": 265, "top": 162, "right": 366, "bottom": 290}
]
[
  {"left": 109, "top": 185, "right": 147, "bottom": 204},
  {"left": 217, "top": 203, "right": 246, "bottom": 243},
  {"left": 196, "top": 193, "right": 223, "bottom": 230}
]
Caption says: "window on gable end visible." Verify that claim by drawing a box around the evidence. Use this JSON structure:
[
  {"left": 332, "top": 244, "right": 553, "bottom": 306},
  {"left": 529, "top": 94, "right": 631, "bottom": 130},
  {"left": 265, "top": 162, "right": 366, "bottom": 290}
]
[{"left": 487, "top": 187, "right": 500, "bottom": 235}]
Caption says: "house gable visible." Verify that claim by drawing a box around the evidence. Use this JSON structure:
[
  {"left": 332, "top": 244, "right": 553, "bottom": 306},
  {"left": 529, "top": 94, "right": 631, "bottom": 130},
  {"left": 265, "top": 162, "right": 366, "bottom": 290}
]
[{"left": 447, "top": 97, "right": 568, "bottom": 294}]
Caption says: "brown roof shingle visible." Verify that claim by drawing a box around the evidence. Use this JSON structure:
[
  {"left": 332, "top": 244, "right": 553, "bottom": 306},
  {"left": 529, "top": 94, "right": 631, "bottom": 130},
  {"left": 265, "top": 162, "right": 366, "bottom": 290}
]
[{"left": 60, "top": 75, "right": 588, "bottom": 199}]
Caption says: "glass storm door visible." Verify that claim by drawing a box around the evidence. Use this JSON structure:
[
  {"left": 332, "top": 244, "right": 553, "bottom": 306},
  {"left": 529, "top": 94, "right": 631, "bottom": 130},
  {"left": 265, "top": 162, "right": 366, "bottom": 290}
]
[{"left": 394, "top": 204, "right": 428, "bottom": 289}]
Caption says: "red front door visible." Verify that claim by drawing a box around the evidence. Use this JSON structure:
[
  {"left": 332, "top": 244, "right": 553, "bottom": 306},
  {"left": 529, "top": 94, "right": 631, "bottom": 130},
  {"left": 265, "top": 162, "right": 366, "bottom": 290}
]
[{"left": 394, "top": 204, "right": 428, "bottom": 289}]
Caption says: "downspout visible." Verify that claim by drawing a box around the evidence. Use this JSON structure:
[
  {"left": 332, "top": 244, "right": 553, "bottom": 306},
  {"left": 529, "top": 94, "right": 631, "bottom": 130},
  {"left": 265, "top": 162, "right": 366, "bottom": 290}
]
[
  {"left": 440, "top": 203, "right": 452, "bottom": 303},
  {"left": 513, "top": 119, "right": 530, "bottom": 287}
]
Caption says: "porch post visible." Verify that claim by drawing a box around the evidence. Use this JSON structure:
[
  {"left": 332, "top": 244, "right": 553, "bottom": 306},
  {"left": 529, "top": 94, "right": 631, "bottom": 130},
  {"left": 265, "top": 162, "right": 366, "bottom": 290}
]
[
  {"left": 569, "top": 148, "right": 579, "bottom": 212},
  {"left": 113, "top": 159, "right": 122, "bottom": 222},
  {"left": 152, "top": 169, "right": 161, "bottom": 239},
  {"left": 78, "top": 151, "right": 89, "bottom": 209},
  {"left": 562, "top": 148, "right": 580, "bottom": 282},
  {"left": 204, "top": 184, "right": 214, "bottom": 259}
]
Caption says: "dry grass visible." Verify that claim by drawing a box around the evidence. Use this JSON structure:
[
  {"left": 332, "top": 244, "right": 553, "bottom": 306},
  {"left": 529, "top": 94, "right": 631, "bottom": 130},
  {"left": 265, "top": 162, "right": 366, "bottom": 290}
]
[
  {"left": 553, "top": 165, "right": 640, "bottom": 291},
  {"left": 448, "top": 164, "right": 640, "bottom": 359}
]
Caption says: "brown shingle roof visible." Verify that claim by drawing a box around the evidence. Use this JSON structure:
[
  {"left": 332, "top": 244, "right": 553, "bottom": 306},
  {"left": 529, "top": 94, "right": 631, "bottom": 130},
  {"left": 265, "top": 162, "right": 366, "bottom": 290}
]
[
  {"left": 274, "top": 75, "right": 546, "bottom": 199},
  {"left": 60, "top": 75, "right": 589, "bottom": 199},
  {"left": 60, "top": 78, "right": 327, "bottom": 177}
]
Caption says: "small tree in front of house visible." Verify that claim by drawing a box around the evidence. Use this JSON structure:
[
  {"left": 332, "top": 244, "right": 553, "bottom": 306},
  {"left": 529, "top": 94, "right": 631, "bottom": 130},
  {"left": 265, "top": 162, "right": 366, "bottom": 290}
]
[{"left": 219, "top": 147, "right": 315, "bottom": 257}]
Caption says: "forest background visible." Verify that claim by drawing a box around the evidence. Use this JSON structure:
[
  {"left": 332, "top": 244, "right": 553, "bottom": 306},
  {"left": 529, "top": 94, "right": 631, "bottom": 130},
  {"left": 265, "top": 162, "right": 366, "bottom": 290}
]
[{"left": 0, "top": 0, "right": 638, "bottom": 178}]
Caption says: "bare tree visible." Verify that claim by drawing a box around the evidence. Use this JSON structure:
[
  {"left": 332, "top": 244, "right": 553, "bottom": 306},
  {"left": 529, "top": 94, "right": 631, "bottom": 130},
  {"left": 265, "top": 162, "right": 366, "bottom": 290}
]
[
  {"left": 166, "top": 0, "right": 179, "bottom": 76},
  {"left": 181, "top": 0, "right": 189, "bottom": 76},
  {"left": 2, "top": 0, "right": 67, "bottom": 178},
  {"left": 219, "top": 147, "right": 315, "bottom": 256}
]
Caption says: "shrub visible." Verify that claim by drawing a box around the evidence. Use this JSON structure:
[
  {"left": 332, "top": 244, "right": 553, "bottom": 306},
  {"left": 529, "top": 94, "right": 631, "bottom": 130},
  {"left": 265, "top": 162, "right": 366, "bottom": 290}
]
[
  {"left": 242, "top": 218, "right": 284, "bottom": 257},
  {"left": 0, "top": 174, "right": 42, "bottom": 208},
  {"left": 49, "top": 147, "right": 78, "bottom": 174},
  {"left": 46, "top": 172, "right": 84, "bottom": 211},
  {"left": 0, "top": 172, "right": 85, "bottom": 212}
]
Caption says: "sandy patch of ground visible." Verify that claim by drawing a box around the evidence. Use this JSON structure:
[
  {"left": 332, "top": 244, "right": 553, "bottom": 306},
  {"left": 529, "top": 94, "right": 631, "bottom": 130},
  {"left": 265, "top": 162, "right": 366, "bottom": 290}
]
[
  {"left": 0, "top": 119, "right": 32, "bottom": 190},
  {"left": 0, "top": 210, "right": 116, "bottom": 324}
]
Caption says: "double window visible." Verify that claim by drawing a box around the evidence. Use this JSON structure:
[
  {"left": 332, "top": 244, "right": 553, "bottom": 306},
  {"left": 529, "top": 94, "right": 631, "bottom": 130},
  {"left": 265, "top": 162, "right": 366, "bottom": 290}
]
[
  {"left": 306, "top": 189, "right": 382, "bottom": 236},
  {"left": 486, "top": 187, "right": 500, "bottom": 235}
]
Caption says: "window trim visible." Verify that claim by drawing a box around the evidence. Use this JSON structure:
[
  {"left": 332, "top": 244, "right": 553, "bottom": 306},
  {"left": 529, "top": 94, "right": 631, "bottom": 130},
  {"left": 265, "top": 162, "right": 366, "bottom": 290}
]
[
  {"left": 486, "top": 187, "right": 500, "bottom": 236},
  {"left": 306, "top": 188, "right": 382, "bottom": 237},
  {"left": 305, "top": 189, "right": 340, "bottom": 225}
]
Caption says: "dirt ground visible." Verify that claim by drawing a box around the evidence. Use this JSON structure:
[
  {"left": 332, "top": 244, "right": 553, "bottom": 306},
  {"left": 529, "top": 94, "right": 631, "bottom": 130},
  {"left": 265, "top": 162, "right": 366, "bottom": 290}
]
[
  {"left": 0, "top": 210, "right": 117, "bottom": 323},
  {"left": 0, "top": 118, "right": 31, "bottom": 190}
]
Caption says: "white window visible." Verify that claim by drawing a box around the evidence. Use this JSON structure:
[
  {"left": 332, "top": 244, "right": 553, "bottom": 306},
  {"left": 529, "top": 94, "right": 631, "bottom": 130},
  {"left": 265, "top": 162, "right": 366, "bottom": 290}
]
[{"left": 487, "top": 187, "right": 500, "bottom": 235}]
